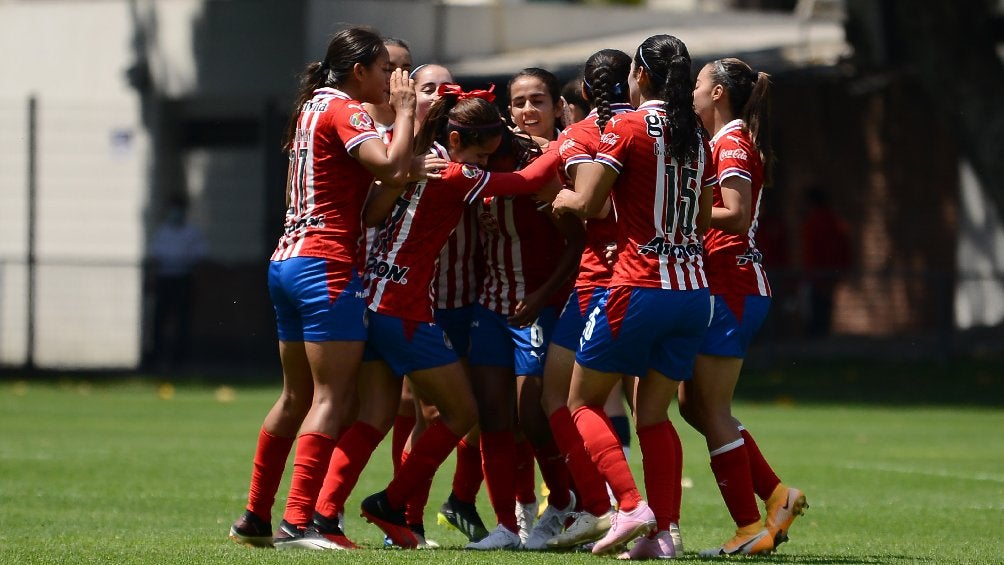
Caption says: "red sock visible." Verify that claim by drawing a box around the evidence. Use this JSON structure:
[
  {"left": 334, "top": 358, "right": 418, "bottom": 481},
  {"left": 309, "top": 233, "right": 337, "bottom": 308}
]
[
  {"left": 666, "top": 420, "right": 683, "bottom": 524},
  {"left": 637, "top": 420, "right": 681, "bottom": 530},
  {"left": 549, "top": 407, "right": 610, "bottom": 516},
  {"left": 740, "top": 426, "right": 781, "bottom": 501},
  {"left": 572, "top": 406, "right": 642, "bottom": 512},
  {"left": 710, "top": 439, "right": 761, "bottom": 527},
  {"left": 387, "top": 419, "right": 460, "bottom": 509},
  {"left": 403, "top": 448, "right": 433, "bottom": 525},
  {"left": 391, "top": 414, "right": 417, "bottom": 476},
  {"left": 514, "top": 438, "right": 537, "bottom": 504},
  {"left": 452, "top": 438, "right": 483, "bottom": 503},
  {"left": 314, "top": 422, "right": 385, "bottom": 519},
  {"left": 533, "top": 440, "right": 572, "bottom": 509},
  {"left": 282, "top": 432, "right": 337, "bottom": 526},
  {"left": 480, "top": 430, "right": 519, "bottom": 532},
  {"left": 246, "top": 428, "right": 295, "bottom": 521}
]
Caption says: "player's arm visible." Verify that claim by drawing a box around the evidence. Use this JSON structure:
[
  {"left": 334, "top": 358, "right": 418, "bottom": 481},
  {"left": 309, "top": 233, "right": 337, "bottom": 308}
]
[
  {"left": 710, "top": 175, "right": 751, "bottom": 234},
  {"left": 508, "top": 211, "right": 585, "bottom": 328},
  {"left": 550, "top": 160, "right": 617, "bottom": 219},
  {"left": 354, "top": 70, "right": 417, "bottom": 185}
]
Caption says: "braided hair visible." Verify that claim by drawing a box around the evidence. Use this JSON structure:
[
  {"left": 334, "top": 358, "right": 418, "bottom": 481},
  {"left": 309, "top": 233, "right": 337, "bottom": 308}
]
[{"left": 582, "top": 49, "right": 632, "bottom": 133}]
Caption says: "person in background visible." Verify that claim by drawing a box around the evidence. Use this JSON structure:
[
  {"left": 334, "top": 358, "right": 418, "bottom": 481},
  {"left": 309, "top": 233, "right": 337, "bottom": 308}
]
[
  {"left": 800, "top": 185, "right": 851, "bottom": 337},
  {"left": 681, "top": 56, "right": 807, "bottom": 557},
  {"left": 228, "top": 25, "right": 418, "bottom": 550},
  {"left": 560, "top": 76, "right": 590, "bottom": 128},
  {"left": 146, "top": 193, "right": 208, "bottom": 372}
]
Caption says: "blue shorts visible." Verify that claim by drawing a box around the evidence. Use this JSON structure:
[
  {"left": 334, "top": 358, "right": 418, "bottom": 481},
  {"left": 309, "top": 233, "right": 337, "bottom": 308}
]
[
  {"left": 364, "top": 310, "right": 459, "bottom": 378},
  {"left": 434, "top": 305, "right": 474, "bottom": 358},
  {"left": 699, "top": 294, "right": 771, "bottom": 357},
  {"left": 468, "top": 305, "right": 557, "bottom": 377},
  {"left": 551, "top": 287, "right": 607, "bottom": 351},
  {"left": 268, "top": 257, "right": 366, "bottom": 342},
  {"left": 576, "top": 286, "right": 711, "bottom": 380}
]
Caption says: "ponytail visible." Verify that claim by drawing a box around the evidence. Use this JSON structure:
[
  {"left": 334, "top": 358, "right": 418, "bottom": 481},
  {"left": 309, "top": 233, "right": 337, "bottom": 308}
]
[
  {"left": 662, "top": 52, "right": 700, "bottom": 164},
  {"left": 281, "top": 26, "right": 384, "bottom": 152},
  {"left": 636, "top": 36, "right": 701, "bottom": 164}
]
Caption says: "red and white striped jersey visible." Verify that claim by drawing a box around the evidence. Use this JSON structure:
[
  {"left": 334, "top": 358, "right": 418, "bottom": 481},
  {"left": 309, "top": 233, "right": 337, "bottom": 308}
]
[
  {"left": 475, "top": 195, "right": 570, "bottom": 316},
  {"left": 271, "top": 87, "right": 382, "bottom": 289},
  {"left": 594, "top": 101, "right": 716, "bottom": 290},
  {"left": 703, "top": 119, "right": 771, "bottom": 297},
  {"left": 367, "top": 143, "right": 558, "bottom": 322},
  {"left": 556, "top": 103, "right": 633, "bottom": 290},
  {"left": 433, "top": 206, "right": 480, "bottom": 309}
]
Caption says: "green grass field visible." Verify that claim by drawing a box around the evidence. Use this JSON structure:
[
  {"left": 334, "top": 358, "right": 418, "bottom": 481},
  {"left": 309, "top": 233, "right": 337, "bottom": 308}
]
[{"left": 1, "top": 377, "right": 1002, "bottom": 564}]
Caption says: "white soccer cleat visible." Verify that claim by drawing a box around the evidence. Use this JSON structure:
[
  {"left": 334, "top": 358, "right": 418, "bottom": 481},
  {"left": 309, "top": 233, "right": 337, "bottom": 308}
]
[
  {"left": 524, "top": 490, "right": 576, "bottom": 550},
  {"left": 465, "top": 524, "right": 523, "bottom": 550}
]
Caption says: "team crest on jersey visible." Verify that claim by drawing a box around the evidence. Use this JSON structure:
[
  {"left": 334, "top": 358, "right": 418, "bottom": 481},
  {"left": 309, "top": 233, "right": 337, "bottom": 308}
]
[
  {"left": 478, "top": 212, "right": 500, "bottom": 234},
  {"left": 349, "top": 112, "right": 374, "bottom": 131},
  {"left": 460, "top": 164, "right": 482, "bottom": 179}
]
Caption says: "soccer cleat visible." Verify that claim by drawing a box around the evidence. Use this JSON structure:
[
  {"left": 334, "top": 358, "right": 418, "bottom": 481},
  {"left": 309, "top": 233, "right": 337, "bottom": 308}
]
[
  {"left": 546, "top": 509, "right": 613, "bottom": 549},
  {"left": 515, "top": 498, "right": 539, "bottom": 544},
  {"left": 591, "top": 500, "right": 657, "bottom": 556},
  {"left": 386, "top": 524, "right": 440, "bottom": 549},
  {"left": 437, "top": 492, "right": 489, "bottom": 542},
  {"left": 360, "top": 490, "right": 418, "bottom": 549},
  {"left": 698, "top": 525, "right": 774, "bottom": 557},
  {"left": 764, "top": 485, "right": 808, "bottom": 546},
  {"left": 668, "top": 522, "right": 683, "bottom": 556},
  {"left": 465, "top": 524, "right": 523, "bottom": 550},
  {"left": 272, "top": 520, "right": 308, "bottom": 550},
  {"left": 228, "top": 510, "right": 273, "bottom": 548},
  {"left": 306, "top": 512, "right": 357, "bottom": 550},
  {"left": 525, "top": 490, "right": 577, "bottom": 550},
  {"left": 616, "top": 529, "right": 676, "bottom": 560}
]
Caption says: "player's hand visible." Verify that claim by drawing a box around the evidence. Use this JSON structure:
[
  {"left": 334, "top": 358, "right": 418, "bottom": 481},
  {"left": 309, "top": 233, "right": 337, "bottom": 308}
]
[
  {"left": 389, "top": 69, "right": 416, "bottom": 113},
  {"left": 508, "top": 290, "right": 546, "bottom": 328},
  {"left": 550, "top": 188, "right": 578, "bottom": 218}
]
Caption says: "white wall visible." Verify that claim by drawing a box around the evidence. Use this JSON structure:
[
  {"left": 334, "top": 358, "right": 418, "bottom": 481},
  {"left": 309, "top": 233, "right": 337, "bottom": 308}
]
[
  {"left": 955, "top": 161, "right": 1004, "bottom": 328},
  {"left": 0, "top": 2, "right": 150, "bottom": 367}
]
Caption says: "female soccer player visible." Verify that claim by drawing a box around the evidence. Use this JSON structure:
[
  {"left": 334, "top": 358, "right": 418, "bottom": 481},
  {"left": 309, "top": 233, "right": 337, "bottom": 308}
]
[
  {"left": 551, "top": 34, "right": 716, "bottom": 559},
  {"left": 536, "top": 49, "right": 636, "bottom": 551},
  {"left": 228, "top": 25, "right": 419, "bottom": 549},
  {"left": 465, "top": 67, "right": 584, "bottom": 550},
  {"left": 356, "top": 84, "right": 561, "bottom": 549},
  {"left": 680, "top": 56, "right": 806, "bottom": 557}
]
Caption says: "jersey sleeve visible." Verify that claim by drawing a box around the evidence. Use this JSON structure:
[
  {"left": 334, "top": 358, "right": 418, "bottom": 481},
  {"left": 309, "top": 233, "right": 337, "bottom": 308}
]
[
  {"left": 557, "top": 126, "right": 595, "bottom": 176},
  {"left": 330, "top": 102, "right": 382, "bottom": 153},
  {"left": 593, "top": 119, "right": 629, "bottom": 174},
  {"left": 701, "top": 136, "right": 718, "bottom": 189},
  {"left": 714, "top": 134, "right": 754, "bottom": 184}
]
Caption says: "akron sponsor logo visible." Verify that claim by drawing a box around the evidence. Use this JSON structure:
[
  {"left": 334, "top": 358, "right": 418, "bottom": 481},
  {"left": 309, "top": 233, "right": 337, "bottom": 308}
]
[
  {"left": 370, "top": 260, "right": 410, "bottom": 284},
  {"left": 349, "top": 112, "right": 374, "bottom": 131},
  {"left": 720, "top": 148, "right": 748, "bottom": 161},
  {"left": 283, "top": 214, "right": 325, "bottom": 235},
  {"left": 559, "top": 139, "right": 577, "bottom": 154},
  {"left": 637, "top": 237, "right": 703, "bottom": 259}
]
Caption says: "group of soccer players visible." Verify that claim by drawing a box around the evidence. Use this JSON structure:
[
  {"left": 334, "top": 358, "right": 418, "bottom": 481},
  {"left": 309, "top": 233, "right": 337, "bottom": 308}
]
[{"left": 228, "top": 23, "right": 807, "bottom": 559}]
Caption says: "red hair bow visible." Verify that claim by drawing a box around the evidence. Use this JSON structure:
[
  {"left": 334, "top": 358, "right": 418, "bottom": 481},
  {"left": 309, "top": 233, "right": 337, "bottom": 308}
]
[{"left": 436, "top": 83, "right": 496, "bottom": 103}]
